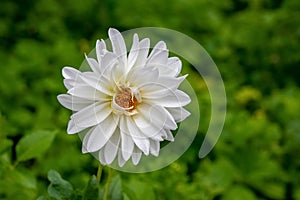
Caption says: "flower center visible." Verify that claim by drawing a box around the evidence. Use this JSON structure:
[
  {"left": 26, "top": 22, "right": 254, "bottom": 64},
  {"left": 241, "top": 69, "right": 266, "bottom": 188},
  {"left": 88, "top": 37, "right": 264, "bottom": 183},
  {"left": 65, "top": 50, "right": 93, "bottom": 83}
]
[
  {"left": 112, "top": 86, "right": 141, "bottom": 115},
  {"left": 115, "top": 87, "right": 135, "bottom": 109}
]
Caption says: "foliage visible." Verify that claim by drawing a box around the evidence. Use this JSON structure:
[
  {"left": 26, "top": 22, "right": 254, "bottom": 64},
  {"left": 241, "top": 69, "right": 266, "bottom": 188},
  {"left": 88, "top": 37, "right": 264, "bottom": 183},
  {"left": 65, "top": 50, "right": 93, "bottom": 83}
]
[{"left": 1, "top": 0, "right": 300, "bottom": 199}]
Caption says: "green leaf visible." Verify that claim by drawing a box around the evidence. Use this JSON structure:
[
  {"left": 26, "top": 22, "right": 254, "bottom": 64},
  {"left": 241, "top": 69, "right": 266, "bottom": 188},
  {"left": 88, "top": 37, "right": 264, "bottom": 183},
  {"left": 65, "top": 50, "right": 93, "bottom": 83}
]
[
  {"left": 83, "top": 175, "right": 99, "bottom": 200},
  {"left": 47, "top": 170, "right": 74, "bottom": 200},
  {"left": 0, "top": 138, "right": 13, "bottom": 154},
  {"left": 222, "top": 186, "right": 256, "bottom": 200},
  {"left": 16, "top": 130, "right": 57, "bottom": 162},
  {"left": 108, "top": 175, "right": 123, "bottom": 200},
  {"left": 123, "top": 178, "right": 155, "bottom": 200}
]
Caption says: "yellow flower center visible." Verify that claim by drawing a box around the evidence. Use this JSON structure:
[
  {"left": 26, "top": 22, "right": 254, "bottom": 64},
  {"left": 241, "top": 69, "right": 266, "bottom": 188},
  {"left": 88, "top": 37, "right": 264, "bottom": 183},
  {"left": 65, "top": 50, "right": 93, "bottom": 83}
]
[{"left": 115, "top": 87, "right": 138, "bottom": 111}]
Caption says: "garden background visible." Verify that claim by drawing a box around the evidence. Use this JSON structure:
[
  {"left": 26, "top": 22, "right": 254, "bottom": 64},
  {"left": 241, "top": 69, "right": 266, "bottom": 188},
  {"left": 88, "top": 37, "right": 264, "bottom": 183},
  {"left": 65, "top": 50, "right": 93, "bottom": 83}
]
[{"left": 0, "top": 0, "right": 300, "bottom": 199}]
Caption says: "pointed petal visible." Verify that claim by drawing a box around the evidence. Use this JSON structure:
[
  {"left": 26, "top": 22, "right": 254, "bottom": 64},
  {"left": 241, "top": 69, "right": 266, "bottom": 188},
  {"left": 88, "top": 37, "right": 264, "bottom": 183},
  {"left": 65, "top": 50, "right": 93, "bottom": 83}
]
[
  {"left": 71, "top": 102, "right": 112, "bottom": 128},
  {"left": 127, "top": 34, "right": 139, "bottom": 72},
  {"left": 100, "top": 51, "right": 118, "bottom": 76},
  {"left": 160, "top": 57, "right": 182, "bottom": 77},
  {"left": 132, "top": 147, "right": 142, "bottom": 165},
  {"left": 150, "top": 139, "right": 160, "bottom": 156},
  {"left": 62, "top": 66, "right": 81, "bottom": 79},
  {"left": 147, "top": 41, "right": 167, "bottom": 61},
  {"left": 137, "top": 103, "right": 177, "bottom": 130},
  {"left": 118, "top": 149, "right": 126, "bottom": 167},
  {"left": 128, "top": 67, "right": 159, "bottom": 87},
  {"left": 134, "top": 38, "right": 150, "bottom": 68},
  {"left": 145, "top": 90, "right": 191, "bottom": 107},
  {"left": 68, "top": 85, "right": 109, "bottom": 100},
  {"left": 103, "top": 129, "right": 121, "bottom": 164},
  {"left": 96, "top": 39, "right": 107, "bottom": 63},
  {"left": 133, "top": 114, "right": 164, "bottom": 141},
  {"left": 167, "top": 107, "right": 190, "bottom": 122},
  {"left": 120, "top": 116, "right": 135, "bottom": 161},
  {"left": 99, "top": 149, "right": 107, "bottom": 165},
  {"left": 82, "top": 114, "right": 119, "bottom": 152},
  {"left": 67, "top": 119, "right": 86, "bottom": 134},
  {"left": 57, "top": 94, "right": 93, "bottom": 111},
  {"left": 126, "top": 117, "right": 150, "bottom": 155},
  {"left": 80, "top": 72, "right": 113, "bottom": 96},
  {"left": 108, "top": 28, "right": 127, "bottom": 68},
  {"left": 85, "top": 54, "right": 101, "bottom": 74},
  {"left": 163, "top": 129, "right": 174, "bottom": 142}
]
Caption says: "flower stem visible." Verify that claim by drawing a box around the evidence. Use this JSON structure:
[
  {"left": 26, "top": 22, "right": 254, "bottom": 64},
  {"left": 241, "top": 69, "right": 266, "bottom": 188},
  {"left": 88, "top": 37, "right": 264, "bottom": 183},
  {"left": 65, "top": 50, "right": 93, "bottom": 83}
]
[
  {"left": 96, "top": 163, "right": 103, "bottom": 183},
  {"left": 103, "top": 167, "right": 113, "bottom": 200}
]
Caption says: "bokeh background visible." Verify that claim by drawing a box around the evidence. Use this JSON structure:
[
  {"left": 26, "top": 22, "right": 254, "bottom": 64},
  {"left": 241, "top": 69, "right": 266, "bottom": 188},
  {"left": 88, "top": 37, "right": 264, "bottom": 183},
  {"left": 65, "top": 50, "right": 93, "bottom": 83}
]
[{"left": 1, "top": 0, "right": 300, "bottom": 199}]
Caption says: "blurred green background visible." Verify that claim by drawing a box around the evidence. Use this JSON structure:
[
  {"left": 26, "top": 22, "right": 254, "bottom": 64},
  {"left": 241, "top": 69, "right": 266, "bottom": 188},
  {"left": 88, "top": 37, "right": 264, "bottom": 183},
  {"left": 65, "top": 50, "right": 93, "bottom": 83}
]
[{"left": 1, "top": 0, "right": 300, "bottom": 199}]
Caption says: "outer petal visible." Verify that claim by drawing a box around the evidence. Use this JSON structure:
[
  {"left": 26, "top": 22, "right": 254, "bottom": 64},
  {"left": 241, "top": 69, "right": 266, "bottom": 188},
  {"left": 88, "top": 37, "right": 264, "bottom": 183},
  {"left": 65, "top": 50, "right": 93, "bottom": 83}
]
[
  {"left": 80, "top": 72, "right": 113, "bottom": 96},
  {"left": 108, "top": 28, "right": 127, "bottom": 69},
  {"left": 126, "top": 117, "right": 150, "bottom": 155},
  {"left": 70, "top": 102, "right": 112, "bottom": 129},
  {"left": 145, "top": 90, "right": 191, "bottom": 107},
  {"left": 67, "top": 119, "right": 87, "bottom": 134},
  {"left": 127, "top": 34, "right": 140, "bottom": 73},
  {"left": 96, "top": 39, "right": 107, "bottom": 64},
  {"left": 103, "top": 129, "right": 121, "bottom": 164},
  {"left": 137, "top": 103, "right": 177, "bottom": 130},
  {"left": 68, "top": 85, "right": 108, "bottom": 101},
  {"left": 82, "top": 114, "right": 119, "bottom": 152},
  {"left": 134, "top": 38, "right": 150, "bottom": 68},
  {"left": 166, "top": 107, "right": 191, "bottom": 122},
  {"left": 62, "top": 66, "right": 81, "bottom": 79},
  {"left": 120, "top": 116, "right": 134, "bottom": 161},
  {"left": 57, "top": 94, "right": 94, "bottom": 111},
  {"left": 133, "top": 114, "right": 164, "bottom": 141},
  {"left": 149, "top": 139, "right": 160, "bottom": 156},
  {"left": 85, "top": 54, "right": 101, "bottom": 74},
  {"left": 131, "top": 146, "right": 142, "bottom": 165}
]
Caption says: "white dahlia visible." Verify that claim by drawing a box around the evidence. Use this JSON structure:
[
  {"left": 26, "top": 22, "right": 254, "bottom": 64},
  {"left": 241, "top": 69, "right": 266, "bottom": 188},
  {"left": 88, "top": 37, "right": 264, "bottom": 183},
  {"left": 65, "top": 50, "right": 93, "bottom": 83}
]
[{"left": 57, "top": 28, "right": 191, "bottom": 166}]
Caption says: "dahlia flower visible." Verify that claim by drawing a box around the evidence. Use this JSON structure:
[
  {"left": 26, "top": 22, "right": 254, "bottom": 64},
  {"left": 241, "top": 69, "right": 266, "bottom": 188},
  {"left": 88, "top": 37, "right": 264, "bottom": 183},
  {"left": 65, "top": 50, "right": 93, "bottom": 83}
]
[{"left": 57, "top": 28, "right": 190, "bottom": 166}]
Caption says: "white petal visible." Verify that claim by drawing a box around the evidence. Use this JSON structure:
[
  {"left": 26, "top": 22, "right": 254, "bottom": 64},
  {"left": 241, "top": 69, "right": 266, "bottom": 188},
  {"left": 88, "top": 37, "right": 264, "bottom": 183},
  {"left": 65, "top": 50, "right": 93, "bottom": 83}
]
[
  {"left": 133, "top": 114, "right": 164, "bottom": 141},
  {"left": 145, "top": 90, "right": 191, "bottom": 107},
  {"left": 137, "top": 103, "right": 177, "bottom": 130},
  {"left": 150, "top": 139, "right": 160, "bottom": 156},
  {"left": 103, "top": 129, "right": 120, "bottom": 164},
  {"left": 131, "top": 147, "right": 142, "bottom": 165},
  {"left": 82, "top": 114, "right": 119, "bottom": 152},
  {"left": 128, "top": 67, "right": 159, "bottom": 87},
  {"left": 147, "top": 47, "right": 168, "bottom": 67},
  {"left": 134, "top": 38, "right": 150, "bottom": 68},
  {"left": 160, "top": 57, "right": 182, "bottom": 77},
  {"left": 99, "top": 149, "right": 107, "bottom": 165},
  {"left": 68, "top": 85, "right": 108, "bottom": 100},
  {"left": 147, "top": 41, "right": 167, "bottom": 61},
  {"left": 85, "top": 54, "right": 100, "bottom": 74},
  {"left": 126, "top": 117, "right": 150, "bottom": 155},
  {"left": 71, "top": 102, "right": 112, "bottom": 128},
  {"left": 120, "top": 116, "right": 135, "bottom": 161},
  {"left": 80, "top": 72, "right": 113, "bottom": 96},
  {"left": 62, "top": 66, "right": 81, "bottom": 79},
  {"left": 100, "top": 51, "right": 118, "bottom": 76},
  {"left": 96, "top": 39, "right": 107, "bottom": 63},
  {"left": 163, "top": 129, "right": 174, "bottom": 142},
  {"left": 57, "top": 94, "right": 93, "bottom": 111},
  {"left": 118, "top": 149, "right": 126, "bottom": 167},
  {"left": 167, "top": 107, "right": 190, "bottom": 122},
  {"left": 140, "top": 83, "right": 174, "bottom": 99},
  {"left": 63, "top": 79, "right": 75, "bottom": 89},
  {"left": 108, "top": 28, "right": 127, "bottom": 68},
  {"left": 156, "top": 75, "right": 187, "bottom": 91},
  {"left": 127, "top": 34, "right": 139, "bottom": 72},
  {"left": 67, "top": 119, "right": 86, "bottom": 134}
]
